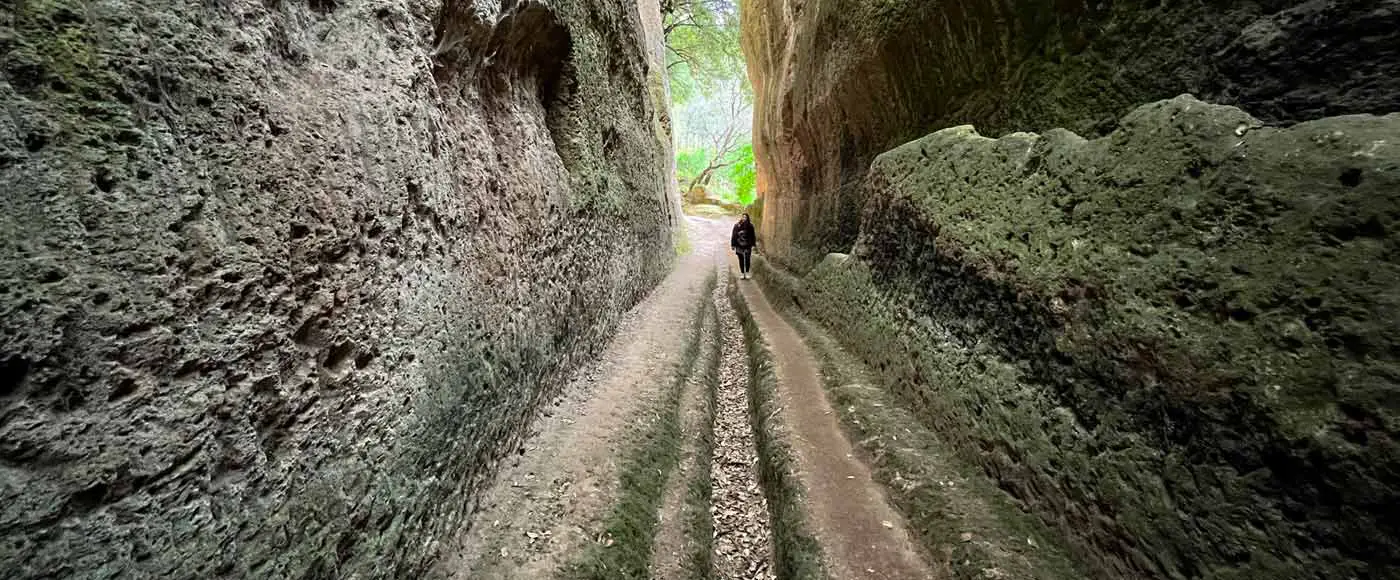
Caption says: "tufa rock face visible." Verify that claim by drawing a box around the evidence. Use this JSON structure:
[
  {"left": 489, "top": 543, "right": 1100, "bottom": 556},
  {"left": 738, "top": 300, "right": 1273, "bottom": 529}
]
[
  {"left": 760, "top": 96, "right": 1400, "bottom": 579},
  {"left": 740, "top": 0, "right": 1400, "bottom": 262},
  {"left": 0, "top": 0, "right": 676, "bottom": 577}
]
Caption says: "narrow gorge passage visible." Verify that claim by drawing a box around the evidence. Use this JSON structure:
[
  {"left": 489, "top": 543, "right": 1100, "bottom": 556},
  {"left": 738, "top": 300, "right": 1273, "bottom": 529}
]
[
  {"left": 439, "top": 215, "right": 944, "bottom": 580},
  {"left": 5, "top": 1, "right": 1400, "bottom": 579}
]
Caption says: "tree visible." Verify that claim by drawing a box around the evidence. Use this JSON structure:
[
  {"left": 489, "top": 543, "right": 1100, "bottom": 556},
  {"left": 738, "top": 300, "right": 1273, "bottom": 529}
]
[
  {"left": 662, "top": 0, "right": 743, "bottom": 104},
  {"left": 682, "top": 86, "right": 747, "bottom": 195},
  {"left": 676, "top": 147, "right": 711, "bottom": 185},
  {"left": 663, "top": 0, "right": 756, "bottom": 208}
]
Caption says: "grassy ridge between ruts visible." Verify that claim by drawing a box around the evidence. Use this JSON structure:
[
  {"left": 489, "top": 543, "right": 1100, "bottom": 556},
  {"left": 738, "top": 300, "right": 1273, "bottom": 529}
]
[
  {"left": 562, "top": 271, "right": 717, "bottom": 579},
  {"left": 726, "top": 275, "right": 826, "bottom": 580},
  {"left": 682, "top": 281, "right": 723, "bottom": 580}
]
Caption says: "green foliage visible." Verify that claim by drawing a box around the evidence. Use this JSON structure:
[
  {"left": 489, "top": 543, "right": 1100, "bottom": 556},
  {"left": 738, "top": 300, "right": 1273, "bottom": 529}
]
[
  {"left": 664, "top": 0, "right": 744, "bottom": 104},
  {"left": 666, "top": 0, "right": 757, "bottom": 209},
  {"left": 724, "top": 143, "right": 756, "bottom": 205},
  {"left": 677, "top": 141, "right": 756, "bottom": 207},
  {"left": 669, "top": 63, "right": 700, "bottom": 108},
  {"left": 676, "top": 147, "right": 711, "bottom": 187}
]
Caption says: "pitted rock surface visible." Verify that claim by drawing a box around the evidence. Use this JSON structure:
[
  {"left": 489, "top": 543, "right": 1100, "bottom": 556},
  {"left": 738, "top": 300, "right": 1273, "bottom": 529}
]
[{"left": 0, "top": 0, "right": 677, "bottom": 577}]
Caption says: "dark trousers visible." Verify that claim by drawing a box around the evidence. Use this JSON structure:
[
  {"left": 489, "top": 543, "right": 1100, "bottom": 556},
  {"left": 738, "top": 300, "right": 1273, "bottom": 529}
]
[{"left": 736, "top": 248, "right": 752, "bottom": 273}]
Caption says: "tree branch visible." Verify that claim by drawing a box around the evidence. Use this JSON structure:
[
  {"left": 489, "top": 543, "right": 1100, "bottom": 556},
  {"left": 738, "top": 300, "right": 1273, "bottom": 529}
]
[{"left": 666, "top": 44, "right": 702, "bottom": 72}]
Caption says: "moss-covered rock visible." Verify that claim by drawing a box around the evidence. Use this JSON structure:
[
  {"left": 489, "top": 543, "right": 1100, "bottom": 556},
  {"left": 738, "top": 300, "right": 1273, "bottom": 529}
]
[{"left": 764, "top": 96, "right": 1400, "bottom": 579}]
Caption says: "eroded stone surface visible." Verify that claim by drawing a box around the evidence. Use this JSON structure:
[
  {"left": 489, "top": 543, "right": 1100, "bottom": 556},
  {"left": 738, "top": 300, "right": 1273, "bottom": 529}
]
[
  {"left": 764, "top": 97, "right": 1400, "bottom": 579},
  {"left": 0, "top": 0, "right": 676, "bottom": 577},
  {"left": 739, "top": 0, "right": 1400, "bottom": 262}
]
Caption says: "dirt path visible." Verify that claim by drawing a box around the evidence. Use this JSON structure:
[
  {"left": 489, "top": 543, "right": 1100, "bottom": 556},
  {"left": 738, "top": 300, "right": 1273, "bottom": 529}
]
[
  {"left": 647, "top": 271, "right": 719, "bottom": 580},
  {"left": 737, "top": 275, "right": 936, "bottom": 580},
  {"left": 649, "top": 221, "right": 777, "bottom": 580},
  {"left": 439, "top": 216, "right": 732, "bottom": 579},
  {"left": 441, "top": 215, "right": 915, "bottom": 580}
]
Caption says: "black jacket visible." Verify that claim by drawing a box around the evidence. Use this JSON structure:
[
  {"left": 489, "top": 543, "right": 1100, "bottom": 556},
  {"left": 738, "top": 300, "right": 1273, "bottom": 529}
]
[{"left": 731, "top": 220, "right": 756, "bottom": 249}]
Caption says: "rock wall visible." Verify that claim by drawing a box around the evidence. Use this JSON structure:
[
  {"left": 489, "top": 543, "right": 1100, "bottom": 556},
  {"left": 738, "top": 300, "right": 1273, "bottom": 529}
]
[
  {"left": 757, "top": 96, "right": 1400, "bottom": 579},
  {"left": 742, "top": 5, "right": 1400, "bottom": 573},
  {"left": 636, "top": 0, "right": 683, "bottom": 225},
  {"left": 0, "top": 0, "right": 676, "bottom": 577},
  {"left": 740, "top": 0, "right": 1400, "bottom": 263}
]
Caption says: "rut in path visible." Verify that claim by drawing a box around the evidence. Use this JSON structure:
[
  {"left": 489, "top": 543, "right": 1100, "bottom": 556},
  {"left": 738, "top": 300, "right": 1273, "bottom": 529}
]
[
  {"left": 708, "top": 272, "right": 776, "bottom": 579},
  {"left": 647, "top": 265, "right": 721, "bottom": 580},
  {"left": 734, "top": 269, "right": 936, "bottom": 580}
]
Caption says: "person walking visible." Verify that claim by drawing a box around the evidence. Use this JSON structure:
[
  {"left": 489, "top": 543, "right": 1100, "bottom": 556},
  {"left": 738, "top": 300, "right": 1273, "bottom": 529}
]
[{"left": 731, "top": 213, "right": 756, "bottom": 279}]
